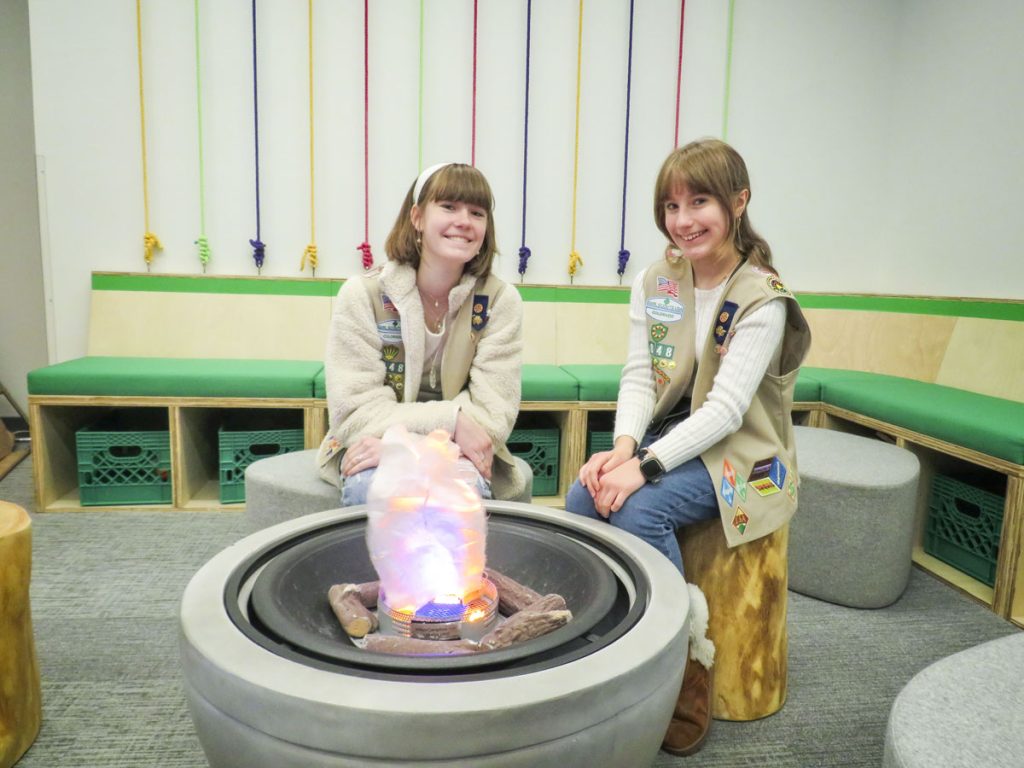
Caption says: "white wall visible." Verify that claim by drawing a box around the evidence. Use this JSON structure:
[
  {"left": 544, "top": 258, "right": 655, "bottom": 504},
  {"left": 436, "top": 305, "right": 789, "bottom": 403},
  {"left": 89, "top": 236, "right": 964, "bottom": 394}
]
[
  {"left": 0, "top": 0, "right": 48, "bottom": 413},
  {"left": 25, "top": 0, "right": 1024, "bottom": 363}
]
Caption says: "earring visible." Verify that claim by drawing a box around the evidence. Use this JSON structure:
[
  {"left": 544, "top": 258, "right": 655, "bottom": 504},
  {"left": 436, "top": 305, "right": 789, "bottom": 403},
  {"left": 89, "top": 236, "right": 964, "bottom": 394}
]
[{"left": 415, "top": 233, "right": 422, "bottom": 246}]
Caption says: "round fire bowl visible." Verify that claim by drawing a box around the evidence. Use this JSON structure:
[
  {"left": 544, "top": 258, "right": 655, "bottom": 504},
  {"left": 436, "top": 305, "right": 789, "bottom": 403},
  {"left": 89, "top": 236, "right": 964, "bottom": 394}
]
[{"left": 180, "top": 501, "right": 690, "bottom": 767}]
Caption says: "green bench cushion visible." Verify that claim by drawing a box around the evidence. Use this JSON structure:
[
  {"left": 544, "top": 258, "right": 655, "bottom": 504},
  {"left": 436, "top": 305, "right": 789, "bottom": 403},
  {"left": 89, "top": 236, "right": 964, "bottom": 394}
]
[
  {"left": 27, "top": 357, "right": 322, "bottom": 399},
  {"left": 521, "top": 364, "right": 579, "bottom": 401},
  {"left": 794, "top": 367, "right": 824, "bottom": 402},
  {"left": 560, "top": 364, "right": 623, "bottom": 401},
  {"left": 314, "top": 368, "right": 326, "bottom": 399},
  {"left": 819, "top": 370, "right": 1024, "bottom": 464}
]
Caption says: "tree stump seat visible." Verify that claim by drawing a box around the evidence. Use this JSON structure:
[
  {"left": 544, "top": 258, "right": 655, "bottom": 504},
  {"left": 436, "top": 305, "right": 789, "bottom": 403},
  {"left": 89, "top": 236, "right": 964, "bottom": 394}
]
[
  {"left": 677, "top": 520, "right": 789, "bottom": 721},
  {"left": 0, "top": 501, "right": 42, "bottom": 768}
]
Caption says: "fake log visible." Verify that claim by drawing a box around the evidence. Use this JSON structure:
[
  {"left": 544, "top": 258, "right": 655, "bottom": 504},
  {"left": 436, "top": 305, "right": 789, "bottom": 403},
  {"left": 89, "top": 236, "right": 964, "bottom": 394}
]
[
  {"left": 479, "top": 609, "right": 571, "bottom": 651},
  {"left": 524, "top": 593, "right": 568, "bottom": 613},
  {"left": 364, "top": 635, "right": 478, "bottom": 656},
  {"left": 0, "top": 502, "right": 41, "bottom": 768},
  {"left": 328, "top": 584, "right": 379, "bottom": 638},
  {"left": 677, "top": 520, "right": 789, "bottom": 721},
  {"left": 485, "top": 569, "right": 543, "bottom": 614},
  {"left": 349, "top": 580, "right": 380, "bottom": 608}
]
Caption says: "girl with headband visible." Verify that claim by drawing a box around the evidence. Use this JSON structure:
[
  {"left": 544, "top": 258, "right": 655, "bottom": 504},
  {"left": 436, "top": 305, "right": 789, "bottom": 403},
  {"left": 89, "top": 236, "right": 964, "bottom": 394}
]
[
  {"left": 316, "top": 163, "right": 527, "bottom": 505},
  {"left": 565, "top": 139, "right": 811, "bottom": 756}
]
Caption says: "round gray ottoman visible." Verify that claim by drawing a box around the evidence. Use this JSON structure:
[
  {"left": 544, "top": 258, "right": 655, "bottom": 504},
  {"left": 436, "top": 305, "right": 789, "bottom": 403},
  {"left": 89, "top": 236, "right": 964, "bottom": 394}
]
[
  {"left": 790, "top": 427, "right": 920, "bottom": 608},
  {"left": 245, "top": 449, "right": 534, "bottom": 530},
  {"left": 884, "top": 632, "right": 1024, "bottom": 768}
]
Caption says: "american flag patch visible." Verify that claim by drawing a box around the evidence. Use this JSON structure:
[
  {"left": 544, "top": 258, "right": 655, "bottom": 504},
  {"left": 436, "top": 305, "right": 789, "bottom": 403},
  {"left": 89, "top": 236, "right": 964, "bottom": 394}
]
[
  {"left": 657, "top": 276, "right": 679, "bottom": 298},
  {"left": 381, "top": 294, "right": 397, "bottom": 313}
]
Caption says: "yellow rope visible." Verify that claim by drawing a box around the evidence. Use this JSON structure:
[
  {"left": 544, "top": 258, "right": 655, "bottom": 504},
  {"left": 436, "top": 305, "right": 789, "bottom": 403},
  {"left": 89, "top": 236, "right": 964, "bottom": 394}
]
[
  {"left": 567, "top": 0, "right": 584, "bottom": 282},
  {"left": 136, "top": 0, "right": 161, "bottom": 269},
  {"left": 301, "top": 0, "right": 318, "bottom": 274}
]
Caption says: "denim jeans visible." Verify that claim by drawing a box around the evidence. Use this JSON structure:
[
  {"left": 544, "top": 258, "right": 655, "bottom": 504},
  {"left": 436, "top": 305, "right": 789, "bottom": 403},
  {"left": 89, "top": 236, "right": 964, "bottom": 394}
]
[
  {"left": 565, "top": 433, "right": 718, "bottom": 576},
  {"left": 340, "top": 463, "right": 494, "bottom": 507}
]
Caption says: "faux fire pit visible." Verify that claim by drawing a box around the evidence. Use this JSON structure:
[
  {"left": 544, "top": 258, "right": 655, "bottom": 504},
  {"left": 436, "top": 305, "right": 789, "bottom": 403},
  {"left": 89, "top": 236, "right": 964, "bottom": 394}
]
[{"left": 180, "top": 501, "right": 691, "bottom": 767}]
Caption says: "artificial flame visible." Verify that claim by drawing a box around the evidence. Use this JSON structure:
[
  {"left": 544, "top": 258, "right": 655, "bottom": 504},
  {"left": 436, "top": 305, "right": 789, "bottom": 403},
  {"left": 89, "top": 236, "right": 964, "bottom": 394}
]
[{"left": 365, "top": 426, "right": 487, "bottom": 613}]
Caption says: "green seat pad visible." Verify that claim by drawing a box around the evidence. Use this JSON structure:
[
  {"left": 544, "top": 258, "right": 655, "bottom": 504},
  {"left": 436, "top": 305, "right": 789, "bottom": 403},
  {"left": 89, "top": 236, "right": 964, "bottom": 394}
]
[
  {"left": 314, "top": 367, "right": 326, "bottom": 399},
  {"left": 560, "top": 364, "right": 623, "bottom": 401},
  {"left": 794, "top": 367, "right": 825, "bottom": 402},
  {"left": 27, "top": 357, "right": 322, "bottom": 399},
  {"left": 819, "top": 370, "right": 1024, "bottom": 464},
  {"left": 521, "top": 364, "right": 579, "bottom": 401}
]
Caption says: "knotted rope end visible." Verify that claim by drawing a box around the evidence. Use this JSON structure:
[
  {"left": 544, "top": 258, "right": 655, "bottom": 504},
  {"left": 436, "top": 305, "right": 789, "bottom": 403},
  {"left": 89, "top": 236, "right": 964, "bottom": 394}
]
[
  {"left": 301, "top": 242, "right": 319, "bottom": 275},
  {"left": 357, "top": 241, "right": 374, "bottom": 270},
  {"left": 250, "top": 238, "right": 266, "bottom": 271},
  {"left": 517, "top": 245, "right": 531, "bottom": 278}
]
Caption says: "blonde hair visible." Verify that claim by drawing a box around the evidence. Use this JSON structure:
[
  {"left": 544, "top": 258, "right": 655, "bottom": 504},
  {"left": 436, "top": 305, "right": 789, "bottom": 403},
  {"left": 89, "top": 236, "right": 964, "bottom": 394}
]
[
  {"left": 384, "top": 164, "right": 498, "bottom": 278},
  {"left": 653, "top": 138, "right": 773, "bottom": 270}
]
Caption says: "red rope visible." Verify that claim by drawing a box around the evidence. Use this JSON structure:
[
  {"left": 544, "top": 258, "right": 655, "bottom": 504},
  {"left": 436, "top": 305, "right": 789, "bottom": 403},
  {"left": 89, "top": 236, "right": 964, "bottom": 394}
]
[
  {"left": 471, "top": 0, "right": 478, "bottom": 165},
  {"left": 359, "top": 0, "right": 373, "bottom": 269},
  {"left": 674, "top": 0, "right": 686, "bottom": 148}
]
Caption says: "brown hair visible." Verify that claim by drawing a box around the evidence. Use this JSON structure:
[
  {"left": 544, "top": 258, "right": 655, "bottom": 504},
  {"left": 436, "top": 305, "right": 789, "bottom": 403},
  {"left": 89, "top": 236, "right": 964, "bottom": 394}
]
[
  {"left": 653, "top": 138, "right": 773, "bottom": 270},
  {"left": 383, "top": 163, "right": 498, "bottom": 278}
]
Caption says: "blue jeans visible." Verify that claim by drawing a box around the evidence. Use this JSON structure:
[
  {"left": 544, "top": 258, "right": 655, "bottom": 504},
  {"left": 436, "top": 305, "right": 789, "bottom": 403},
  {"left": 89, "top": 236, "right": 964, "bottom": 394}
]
[
  {"left": 565, "top": 434, "right": 718, "bottom": 576},
  {"left": 341, "top": 465, "right": 493, "bottom": 507}
]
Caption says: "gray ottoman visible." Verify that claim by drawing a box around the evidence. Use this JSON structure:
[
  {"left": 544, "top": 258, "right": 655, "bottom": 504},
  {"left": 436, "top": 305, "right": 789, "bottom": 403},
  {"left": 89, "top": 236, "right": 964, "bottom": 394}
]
[
  {"left": 245, "top": 449, "right": 534, "bottom": 530},
  {"left": 883, "top": 632, "right": 1024, "bottom": 768},
  {"left": 790, "top": 427, "right": 920, "bottom": 608}
]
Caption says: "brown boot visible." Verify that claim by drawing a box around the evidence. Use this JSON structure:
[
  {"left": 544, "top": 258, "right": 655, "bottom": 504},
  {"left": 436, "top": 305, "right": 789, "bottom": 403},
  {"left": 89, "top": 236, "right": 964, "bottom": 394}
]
[{"left": 662, "top": 656, "right": 714, "bottom": 756}]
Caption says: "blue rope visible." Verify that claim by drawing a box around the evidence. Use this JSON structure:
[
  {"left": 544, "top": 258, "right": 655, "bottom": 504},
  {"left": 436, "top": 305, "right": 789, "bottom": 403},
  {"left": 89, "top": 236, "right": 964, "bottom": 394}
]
[
  {"left": 517, "top": 0, "right": 533, "bottom": 281},
  {"left": 617, "top": 0, "right": 635, "bottom": 283}
]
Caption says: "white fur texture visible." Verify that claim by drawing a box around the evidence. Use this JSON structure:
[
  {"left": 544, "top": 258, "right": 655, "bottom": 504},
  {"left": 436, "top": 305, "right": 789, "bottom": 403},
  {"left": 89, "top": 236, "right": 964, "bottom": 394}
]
[{"left": 687, "top": 582, "right": 716, "bottom": 669}]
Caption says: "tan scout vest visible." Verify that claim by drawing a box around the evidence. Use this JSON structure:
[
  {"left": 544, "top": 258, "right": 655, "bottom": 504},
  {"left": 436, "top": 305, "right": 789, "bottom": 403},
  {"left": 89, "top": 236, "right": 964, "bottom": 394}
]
[
  {"left": 644, "top": 260, "right": 811, "bottom": 548},
  {"left": 367, "top": 272, "right": 522, "bottom": 498}
]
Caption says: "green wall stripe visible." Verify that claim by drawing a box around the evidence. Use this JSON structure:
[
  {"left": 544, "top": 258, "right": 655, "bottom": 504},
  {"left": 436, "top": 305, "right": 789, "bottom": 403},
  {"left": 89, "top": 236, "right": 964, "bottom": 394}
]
[
  {"left": 90, "top": 274, "right": 1022, "bottom": 320},
  {"left": 795, "top": 294, "right": 1024, "bottom": 322},
  {"left": 92, "top": 273, "right": 343, "bottom": 297}
]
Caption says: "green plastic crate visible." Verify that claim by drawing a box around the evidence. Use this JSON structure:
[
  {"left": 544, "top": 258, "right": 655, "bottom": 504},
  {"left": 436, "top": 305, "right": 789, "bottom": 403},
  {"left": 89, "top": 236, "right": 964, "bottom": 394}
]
[
  {"left": 587, "top": 430, "right": 614, "bottom": 456},
  {"left": 508, "top": 427, "right": 560, "bottom": 497},
  {"left": 924, "top": 474, "right": 1004, "bottom": 586},
  {"left": 76, "top": 415, "right": 171, "bottom": 506},
  {"left": 218, "top": 427, "right": 305, "bottom": 503}
]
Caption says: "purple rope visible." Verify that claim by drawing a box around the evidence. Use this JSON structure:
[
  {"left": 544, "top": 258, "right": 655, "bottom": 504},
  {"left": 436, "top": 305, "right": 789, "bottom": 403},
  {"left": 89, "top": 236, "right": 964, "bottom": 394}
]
[
  {"left": 249, "top": 0, "right": 265, "bottom": 272},
  {"left": 517, "top": 0, "right": 533, "bottom": 281},
  {"left": 617, "top": 0, "right": 635, "bottom": 283}
]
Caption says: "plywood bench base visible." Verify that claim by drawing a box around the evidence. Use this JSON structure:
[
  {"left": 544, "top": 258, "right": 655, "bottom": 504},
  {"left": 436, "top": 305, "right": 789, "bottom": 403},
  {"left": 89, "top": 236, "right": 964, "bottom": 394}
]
[
  {"left": 0, "top": 502, "right": 42, "bottom": 767},
  {"left": 678, "top": 521, "right": 788, "bottom": 721}
]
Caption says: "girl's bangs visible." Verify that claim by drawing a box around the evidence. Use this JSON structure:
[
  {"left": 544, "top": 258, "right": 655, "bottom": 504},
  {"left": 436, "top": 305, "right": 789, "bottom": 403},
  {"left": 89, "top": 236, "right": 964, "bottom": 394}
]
[{"left": 424, "top": 165, "right": 493, "bottom": 210}]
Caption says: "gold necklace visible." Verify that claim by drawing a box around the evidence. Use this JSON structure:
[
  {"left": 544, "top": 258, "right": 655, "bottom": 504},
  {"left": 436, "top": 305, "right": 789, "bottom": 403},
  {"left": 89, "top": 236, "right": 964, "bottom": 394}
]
[{"left": 418, "top": 287, "right": 448, "bottom": 333}]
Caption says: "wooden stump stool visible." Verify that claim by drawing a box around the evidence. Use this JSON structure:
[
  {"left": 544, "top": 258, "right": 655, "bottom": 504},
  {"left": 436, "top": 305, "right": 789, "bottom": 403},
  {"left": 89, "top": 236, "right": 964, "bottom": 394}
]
[
  {"left": 677, "top": 520, "right": 788, "bottom": 721},
  {"left": 0, "top": 502, "right": 42, "bottom": 768}
]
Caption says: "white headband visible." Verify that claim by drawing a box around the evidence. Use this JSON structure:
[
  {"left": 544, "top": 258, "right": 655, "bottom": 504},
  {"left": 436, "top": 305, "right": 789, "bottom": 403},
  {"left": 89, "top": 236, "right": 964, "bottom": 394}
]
[{"left": 412, "top": 162, "right": 454, "bottom": 203}]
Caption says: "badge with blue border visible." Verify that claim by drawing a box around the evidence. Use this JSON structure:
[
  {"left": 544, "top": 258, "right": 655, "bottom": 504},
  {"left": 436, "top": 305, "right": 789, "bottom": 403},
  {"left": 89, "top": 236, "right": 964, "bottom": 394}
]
[
  {"left": 713, "top": 301, "right": 739, "bottom": 349},
  {"left": 720, "top": 475, "right": 736, "bottom": 507},
  {"left": 748, "top": 456, "right": 787, "bottom": 496}
]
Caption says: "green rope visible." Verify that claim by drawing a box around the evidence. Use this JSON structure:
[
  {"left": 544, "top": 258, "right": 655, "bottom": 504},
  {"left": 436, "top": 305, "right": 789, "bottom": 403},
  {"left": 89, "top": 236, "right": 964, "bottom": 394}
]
[
  {"left": 722, "top": 0, "right": 735, "bottom": 140},
  {"left": 194, "top": 0, "right": 210, "bottom": 270}
]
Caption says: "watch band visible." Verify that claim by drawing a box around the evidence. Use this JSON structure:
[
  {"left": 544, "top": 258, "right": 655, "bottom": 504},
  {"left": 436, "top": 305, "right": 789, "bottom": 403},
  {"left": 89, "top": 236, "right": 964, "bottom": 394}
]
[{"left": 637, "top": 448, "right": 666, "bottom": 483}]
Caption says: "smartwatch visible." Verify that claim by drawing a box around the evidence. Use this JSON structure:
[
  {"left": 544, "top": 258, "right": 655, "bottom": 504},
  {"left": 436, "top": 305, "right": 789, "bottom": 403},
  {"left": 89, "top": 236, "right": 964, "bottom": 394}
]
[{"left": 636, "top": 448, "right": 666, "bottom": 483}]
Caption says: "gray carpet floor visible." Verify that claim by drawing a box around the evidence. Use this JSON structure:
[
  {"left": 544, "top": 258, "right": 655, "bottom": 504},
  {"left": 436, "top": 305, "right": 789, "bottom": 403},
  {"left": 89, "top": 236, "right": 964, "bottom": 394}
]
[{"left": 3, "top": 454, "right": 1019, "bottom": 768}]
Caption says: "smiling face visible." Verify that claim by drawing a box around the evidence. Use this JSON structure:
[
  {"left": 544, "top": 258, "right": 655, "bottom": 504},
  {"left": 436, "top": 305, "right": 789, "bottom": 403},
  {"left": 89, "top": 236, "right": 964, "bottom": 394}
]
[
  {"left": 411, "top": 200, "right": 488, "bottom": 271},
  {"left": 662, "top": 185, "right": 736, "bottom": 266}
]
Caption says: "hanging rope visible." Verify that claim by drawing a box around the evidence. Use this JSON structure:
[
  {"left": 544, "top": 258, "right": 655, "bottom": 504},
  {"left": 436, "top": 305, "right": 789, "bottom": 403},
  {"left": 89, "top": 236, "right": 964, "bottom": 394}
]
[
  {"left": 566, "top": 0, "right": 584, "bottom": 283},
  {"left": 417, "top": 0, "right": 425, "bottom": 171},
  {"left": 616, "top": 0, "right": 635, "bottom": 283},
  {"left": 193, "top": 0, "right": 211, "bottom": 272},
  {"left": 722, "top": 0, "right": 735, "bottom": 140},
  {"left": 674, "top": 0, "right": 686, "bottom": 147},
  {"left": 135, "top": 0, "right": 162, "bottom": 270},
  {"left": 300, "top": 0, "right": 318, "bottom": 275},
  {"left": 517, "top": 0, "right": 533, "bottom": 282},
  {"left": 357, "top": 0, "right": 373, "bottom": 269},
  {"left": 249, "top": 0, "right": 265, "bottom": 273},
  {"left": 471, "top": 0, "right": 479, "bottom": 165}
]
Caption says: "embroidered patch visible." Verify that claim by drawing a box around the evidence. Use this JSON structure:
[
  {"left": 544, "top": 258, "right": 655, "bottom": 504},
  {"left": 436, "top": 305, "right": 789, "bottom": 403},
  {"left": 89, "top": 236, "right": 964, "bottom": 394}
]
[
  {"left": 651, "top": 360, "right": 672, "bottom": 386},
  {"left": 736, "top": 473, "right": 748, "bottom": 501},
  {"left": 767, "top": 276, "right": 789, "bottom": 295},
  {"left": 381, "top": 345, "right": 399, "bottom": 361},
  {"left": 749, "top": 456, "right": 787, "bottom": 496},
  {"left": 645, "top": 297, "right": 684, "bottom": 323},
  {"left": 787, "top": 478, "right": 797, "bottom": 502},
  {"left": 722, "top": 459, "right": 736, "bottom": 486},
  {"left": 324, "top": 436, "right": 341, "bottom": 459},
  {"left": 713, "top": 301, "right": 739, "bottom": 347},
  {"left": 381, "top": 293, "right": 397, "bottom": 314},
  {"left": 656, "top": 276, "right": 679, "bottom": 298},
  {"left": 471, "top": 294, "right": 490, "bottom": 331},
  {"left": 648, "top": 341, "right": 675, "bottom": 360},
  {"left": 650, "top": 323, "right": 669, "bottom": 342},
  {"left": 720, "top": 476, "right": 735, "bottom": 507},
  {"left": 376, "top": 319, "right": 402, "bottom": 344},
  {"left": 732, "top": 508, "right": 749, "bottom": 535}
]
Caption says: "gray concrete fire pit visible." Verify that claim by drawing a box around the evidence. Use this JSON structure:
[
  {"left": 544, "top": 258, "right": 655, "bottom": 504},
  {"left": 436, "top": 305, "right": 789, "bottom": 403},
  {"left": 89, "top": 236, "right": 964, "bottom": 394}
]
[{"left": 179, "top": 501, "right": 690, "bottom": 767}]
